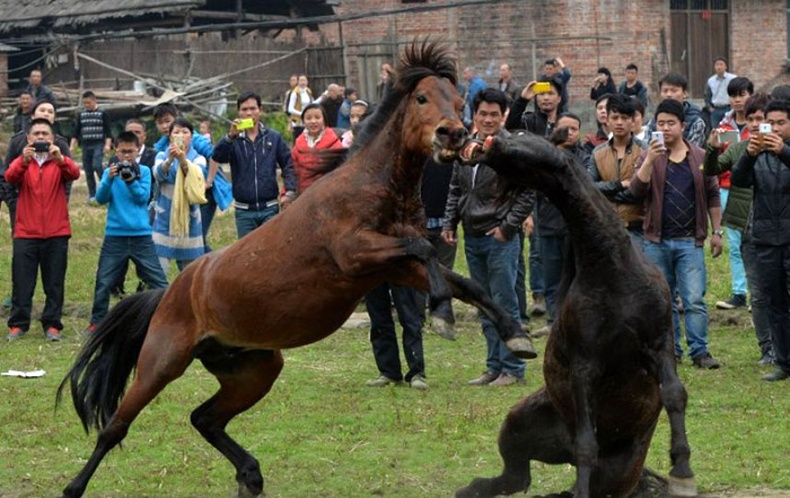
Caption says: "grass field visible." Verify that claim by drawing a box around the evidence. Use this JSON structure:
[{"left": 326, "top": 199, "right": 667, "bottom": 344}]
[{"left": 0, "top": 177, "right": 788, "bottom": 497}]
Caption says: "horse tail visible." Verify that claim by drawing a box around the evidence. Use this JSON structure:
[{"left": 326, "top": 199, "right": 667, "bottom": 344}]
[{"left": 57, "top": 288, "right": 167, "bottom": 434}]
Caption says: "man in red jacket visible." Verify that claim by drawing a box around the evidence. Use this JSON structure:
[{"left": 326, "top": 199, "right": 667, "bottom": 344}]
[{"left": 5, "top": 118, "right": 80, "bottom": 341}]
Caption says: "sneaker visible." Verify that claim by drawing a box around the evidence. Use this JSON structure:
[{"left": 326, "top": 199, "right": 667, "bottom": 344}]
[
  {"left": 715, "top": 294, "right": 747, "bottom": 310},
  {"left": 45, "top": 327, "right": 62, "bottom": 342},
  {"left": 489, "top": 372, "right": 525, "bottom": 387},
  {"left": 692, "top": 353, "right": 720, "bottom": 370},
  {"left": 532, "top": 325, "right": 551, "bottom": 338},
  {"left": 7, "top": 326, "right": 25, "bottom": 341},
  {"left": 468, "top": 371, "right": 499, "bottom": 386},
  {"left": 85, "top": 323, "right": 98, "bottom": 335},
  {"left": 409, "top": 375, "right": 429, "bottom": 390},
  {"left": 365, "top": 375, "right": 400, "bottom": 387},
  {"left": 529, "top": 293, "right": 546, "bottom": 317}
]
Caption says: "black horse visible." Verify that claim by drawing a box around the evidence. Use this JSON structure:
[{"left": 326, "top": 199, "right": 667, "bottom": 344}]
[{"left": 454, "top": 133, "right": 697, "bottom": 497}]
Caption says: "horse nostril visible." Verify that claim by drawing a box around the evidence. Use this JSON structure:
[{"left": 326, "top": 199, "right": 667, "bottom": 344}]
[
  {"left": 435, "top": 126, "right": 450, "bottom": 138},
  {"left": 451, "top": 127, "right": 468, "bottom": 142}
]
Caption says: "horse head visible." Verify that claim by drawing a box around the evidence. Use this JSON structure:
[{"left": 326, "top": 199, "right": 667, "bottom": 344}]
[
  {"left": 389, "top": 40, "right": 467, "bottom": 161},
  {"left": 457, "top": 132, "right": 571, "bottom": 192}
]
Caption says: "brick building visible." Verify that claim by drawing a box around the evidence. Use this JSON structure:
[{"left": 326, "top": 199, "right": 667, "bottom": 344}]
[{"left": 330, "top": 0, "right": 788, "bottom": 115}]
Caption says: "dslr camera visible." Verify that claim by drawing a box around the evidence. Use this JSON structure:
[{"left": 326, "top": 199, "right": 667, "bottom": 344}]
[
  {"left": 116, "top": 160, "right": 140, "bottom": 182},
  {"left": 33, "top": 140, "right": 50, "bottom": 153}
]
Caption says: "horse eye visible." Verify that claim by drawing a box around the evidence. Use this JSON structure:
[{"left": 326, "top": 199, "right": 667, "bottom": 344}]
[{"left": 416, "top": 95, "right": 427, "bottom": 104}]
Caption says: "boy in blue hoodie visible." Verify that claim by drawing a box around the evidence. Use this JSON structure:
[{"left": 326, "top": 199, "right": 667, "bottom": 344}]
[{"left": 87, "top": 132, "right": 169, "bottom": 331}]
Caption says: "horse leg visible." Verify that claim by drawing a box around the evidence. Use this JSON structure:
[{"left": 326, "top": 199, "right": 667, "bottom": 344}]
[
  {"left": 192, "top": 340, "right": 284, "bottom": 498},
  {"left": 656, "top": 349, "right": 697, "bottom": 497},
  {"left": 62, "top": 337, "right": 194, "bottom": 498},
  {"left": 570, "top": 359, "right": 600, "bottom": 498},
  {"left": 439, "top": 266, "right": 536, "bottom": 359},
  {"left": 456, "top": 388, "right": 573, "bottom": 498},
  {"left": 333, "top": 231, "right": 456, "bottom": 338}
]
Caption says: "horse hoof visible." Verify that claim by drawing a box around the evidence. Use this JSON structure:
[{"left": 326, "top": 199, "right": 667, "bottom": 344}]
[
  {"left": 431, "top": 316, "right": 456, "bottom": 341},
  {"left": 506, "top": 336, "right": 538, "bottom": 359},
  {"left": 238, "top": 484, "right": 263, "bottom": 498},
  {"left": 668, "top": 476, "right": 697, "bottom": 497}
]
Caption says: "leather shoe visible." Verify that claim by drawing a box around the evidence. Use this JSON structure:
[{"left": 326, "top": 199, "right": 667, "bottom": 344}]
[
  {"left": 468, "top": 371, "right": 498, "bottom": 386},
  {"left": 762, "top": 369, "right": 790, "bottom": 382},
  {"left": 692, "top": 353, "right": 720, "bottom": 369},
  {"left": 489, "top": 373, "right": 525, "bottom": 387}
]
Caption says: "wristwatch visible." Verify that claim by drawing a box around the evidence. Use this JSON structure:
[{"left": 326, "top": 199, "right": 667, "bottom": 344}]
[{"left": 713, "top": 229, "right": 724, "bottom": 237}]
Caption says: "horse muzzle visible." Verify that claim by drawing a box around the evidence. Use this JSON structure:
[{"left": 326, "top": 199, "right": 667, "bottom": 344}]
[{"left": 432, "top": 122, "right": 468, "bottom": 164}]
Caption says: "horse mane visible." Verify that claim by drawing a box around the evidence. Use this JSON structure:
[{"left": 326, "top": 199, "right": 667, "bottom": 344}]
[{"left": 311, "top": 39, "right": 457, "bottom": 178}]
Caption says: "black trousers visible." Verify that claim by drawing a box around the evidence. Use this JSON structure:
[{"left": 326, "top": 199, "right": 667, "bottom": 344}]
[
  {"left": 9, "top": 236, "right": 69, "bottom": 332},
  {"left": 366, "top": 282, "right": 425, "bottom": 382},
  {"left": 751, "top": 244, "right": 790, "bottom": 373}
]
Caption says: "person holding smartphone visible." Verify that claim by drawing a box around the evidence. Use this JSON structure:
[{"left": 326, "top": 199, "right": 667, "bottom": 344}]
[
  {"left": 630, "top": 99, "right": 723, "bottom": 370},
  {"left": 705, "top": 93, "right": 775, "bottom": 366},
  {"left": 731, "top": 98, "right": 790, "bottom": 382},
  {"left": 212, "top": 91, "right": 297, "bottom": 239}
]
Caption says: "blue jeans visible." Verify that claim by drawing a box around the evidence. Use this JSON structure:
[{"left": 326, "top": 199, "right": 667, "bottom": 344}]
[
  {"left": 464, "top": 234, "right": 525, "bottom": 378},
  {"left": 644, "top": 238, "right": 710, "bottom": 359},
  {"left": 720, "top": 189, "right": 747, "bottom": 296},
  {"left": 515, "top": 231, "right": 528, "bottom": 319},
  {"left": 90, "top": 235, "right": 169, "bottom": 324},
  {"left": 528, "top": 231, "right": 544, "bottom": 296},
  {"left": 82, "top": 142, "right": 104, "bottom": 198},
  {"left": 235, "top": 205, "right": 279, "bottom": 239}
]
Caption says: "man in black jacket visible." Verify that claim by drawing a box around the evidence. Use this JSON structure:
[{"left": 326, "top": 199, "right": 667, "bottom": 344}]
[
  {"left": 442, "top": 89, "right": 534, "bottom": 387},
  {"left": 731, "top": 98, "right": 790, "bottom": 382},
  {"left": 212, "top": 91, "right": 296, "bottom": 239}
]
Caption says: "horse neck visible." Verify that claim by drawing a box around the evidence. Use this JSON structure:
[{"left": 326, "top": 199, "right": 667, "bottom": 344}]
[
  {"left": 359, "top": 112, "right": 426, "bottom": 200},
  {"left": 543, "top": 163, "right": 632, "bottom": 268}
]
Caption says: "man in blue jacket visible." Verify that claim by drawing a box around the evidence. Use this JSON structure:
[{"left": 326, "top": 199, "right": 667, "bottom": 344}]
[
  {"left": 87, "top": 132, "right": 168, "bottom": 332},
  {"left": 212, "top": 91, "right": 297, "bottom": 238}
]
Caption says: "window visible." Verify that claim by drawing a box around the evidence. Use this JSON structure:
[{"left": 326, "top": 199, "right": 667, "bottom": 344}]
[{"left": 670, "top": 0, "right": 728, "bottom": 10}]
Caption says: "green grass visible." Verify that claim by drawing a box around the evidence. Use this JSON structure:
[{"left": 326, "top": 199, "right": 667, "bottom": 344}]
[{"left": 0, "top": 179, "right": 788, "bottom": 497}]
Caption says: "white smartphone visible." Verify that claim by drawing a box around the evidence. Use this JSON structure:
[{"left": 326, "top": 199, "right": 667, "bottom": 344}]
[
  {"left": 651, "top": 131, "right": 664, "bottom": 147},
  {"left": 759, "top": 123, "right": 772, "bottom": 134}
]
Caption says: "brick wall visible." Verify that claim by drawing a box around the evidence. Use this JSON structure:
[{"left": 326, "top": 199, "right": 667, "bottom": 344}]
[
  {"left": 730, "top": 0, "right": 787, "bottom": 93},
  {"left": 331, "top": 0, "right": 788, "bottom": 118}
]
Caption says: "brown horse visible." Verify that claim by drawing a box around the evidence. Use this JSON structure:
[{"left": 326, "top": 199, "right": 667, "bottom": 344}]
[
  {"left": 453, "top": 133, "right": 697, "bottom": 497},
  {"left": 56, "top": 41, "right": 535, "bottom": 498}
]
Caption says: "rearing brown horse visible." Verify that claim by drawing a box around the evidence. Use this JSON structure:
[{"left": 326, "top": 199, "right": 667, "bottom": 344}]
[
  {"left": 57, "top": 41, "right": 534, "bottom": 498},
  {"left": 454, "top": 133, "right": 697, "bottom": 498}
]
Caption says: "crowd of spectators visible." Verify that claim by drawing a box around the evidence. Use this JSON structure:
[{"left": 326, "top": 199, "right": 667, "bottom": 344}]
[{"left": 3, "top": 58, "right": 790, "bottom": 386}]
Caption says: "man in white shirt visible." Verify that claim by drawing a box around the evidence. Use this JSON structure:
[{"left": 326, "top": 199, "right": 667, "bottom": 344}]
[{"left": 704, "top": 57, "right": 737, "bottom": 128}]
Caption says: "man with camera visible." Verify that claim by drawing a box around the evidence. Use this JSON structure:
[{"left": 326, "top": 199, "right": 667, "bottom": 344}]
[
  {"left": 5, "top": 119, "right": 80, "bottom": 341},
  {"left": 87, "top": 131, "right": 169, "bottom": 332},
  {"left": 731, "top": 99, "right": 790, "bottom": 382},
  {"left": 212, "top": 91, "right": 296, "bottom": 239}
]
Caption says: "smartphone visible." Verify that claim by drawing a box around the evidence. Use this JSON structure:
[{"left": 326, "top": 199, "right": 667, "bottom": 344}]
[
  {"left": 173, "top": 136, "right": 185, "bottom": 151},
  {"left": 759, "top": 123, "right": 772, "bottom": 134},
  {"left": 533, "top": 82, "right": 552, "bottom": 94},
  {"left": 651, "top": 131, "right": 664, "bottom": 147},
  {"left": 237, "top": 118, "right": 255, "bottom": 131},
  {"left": 718, "top": 130, "right": 739, "bottom": 145}
]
